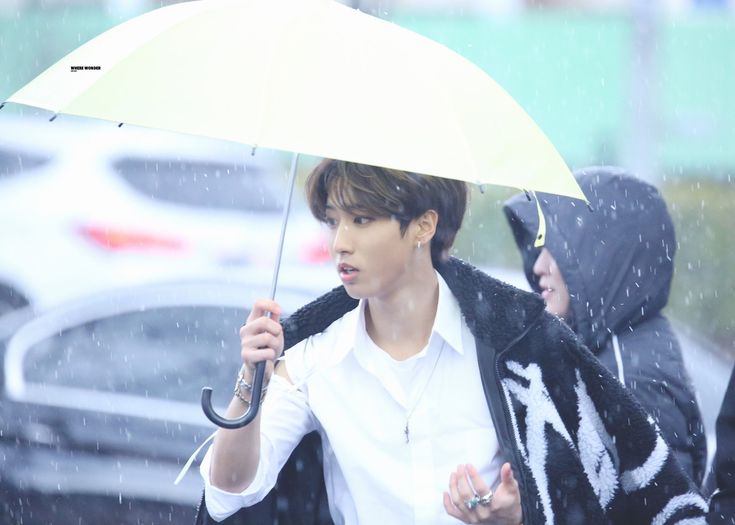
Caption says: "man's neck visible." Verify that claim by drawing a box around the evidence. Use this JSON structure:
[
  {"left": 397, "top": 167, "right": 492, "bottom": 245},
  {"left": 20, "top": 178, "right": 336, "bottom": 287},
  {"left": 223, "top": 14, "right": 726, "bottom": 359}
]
[{"left": 365, "top": 267, "right": 439, "bottom": 361}]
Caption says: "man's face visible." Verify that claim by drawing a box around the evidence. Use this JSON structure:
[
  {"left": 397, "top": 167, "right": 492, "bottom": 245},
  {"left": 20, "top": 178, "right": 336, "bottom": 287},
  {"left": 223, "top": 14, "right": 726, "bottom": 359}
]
[
  {"left": 533, "top": 247, "right": 570, "bottom": 319},
  {"left": 324, "top": 200, "right": 418, "bottom": 300}
]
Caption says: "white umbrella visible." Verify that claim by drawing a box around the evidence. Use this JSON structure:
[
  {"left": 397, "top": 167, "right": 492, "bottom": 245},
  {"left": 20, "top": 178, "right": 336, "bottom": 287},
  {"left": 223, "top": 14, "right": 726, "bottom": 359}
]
[{"left": 3, "top": 0, "right": 586, "bottom": 427}]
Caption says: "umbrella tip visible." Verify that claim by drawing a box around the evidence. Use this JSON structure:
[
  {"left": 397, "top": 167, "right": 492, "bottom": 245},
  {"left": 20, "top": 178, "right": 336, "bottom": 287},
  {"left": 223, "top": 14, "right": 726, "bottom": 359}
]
[
  {"left": 524, "top": 190, "right": 532, "bottom": 201},
  {"left": 118, "top": 122, "right": 124, "bottom": 128},
  {"left": 49, "top": 114, "right": 58, "bottom": 122},
  {"left": 0, "top": 102, "right": 5, "bottom": 111},
  {"left": 586, "top": 202, "right": 594, "bottom": 213},
  {"left": 478, "top": 184, "right": 486, "bottom": 194},
  {"left": 250, "top": 145, "right": 257, "bottom": 156}
]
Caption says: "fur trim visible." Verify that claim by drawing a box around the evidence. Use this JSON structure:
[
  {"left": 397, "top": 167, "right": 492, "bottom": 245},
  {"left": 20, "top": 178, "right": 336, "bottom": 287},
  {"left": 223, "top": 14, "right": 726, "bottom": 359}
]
[
  {"left": 574, "top": 370, "right": 619, "bottom": 509},
  {"left": 621, "top": 430, "right": 669, "bottom": 493},
  {"left": 651, "top": 493, "right": 708, "bottom": 525}
]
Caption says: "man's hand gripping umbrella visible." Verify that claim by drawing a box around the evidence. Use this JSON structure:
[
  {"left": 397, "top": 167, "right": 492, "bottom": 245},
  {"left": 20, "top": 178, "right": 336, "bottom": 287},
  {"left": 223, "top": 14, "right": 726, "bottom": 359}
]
[{"left": 200, "top": 153, "right": 298, "bottom": 428}]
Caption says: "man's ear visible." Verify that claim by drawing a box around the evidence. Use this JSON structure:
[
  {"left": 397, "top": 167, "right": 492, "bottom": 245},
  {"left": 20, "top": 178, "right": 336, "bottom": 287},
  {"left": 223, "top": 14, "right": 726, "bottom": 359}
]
[{"left": 414, "top": 209, "right": 438, "bottom": 244}]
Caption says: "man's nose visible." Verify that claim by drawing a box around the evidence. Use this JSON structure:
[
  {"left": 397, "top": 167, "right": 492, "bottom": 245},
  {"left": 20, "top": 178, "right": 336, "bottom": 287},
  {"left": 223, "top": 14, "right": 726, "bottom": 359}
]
[
  {"left": 331, "top": 223, "right": 353, "bottom": 255},
  {"left": 532, "top": 249, "right": 548, "bottom": 276}
]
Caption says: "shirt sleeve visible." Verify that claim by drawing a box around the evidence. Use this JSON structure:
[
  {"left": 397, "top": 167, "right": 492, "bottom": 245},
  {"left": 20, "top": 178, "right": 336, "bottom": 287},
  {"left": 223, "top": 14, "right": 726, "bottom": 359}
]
[{"left": 199, "top": 347, "right": 316, "bottom": 522}]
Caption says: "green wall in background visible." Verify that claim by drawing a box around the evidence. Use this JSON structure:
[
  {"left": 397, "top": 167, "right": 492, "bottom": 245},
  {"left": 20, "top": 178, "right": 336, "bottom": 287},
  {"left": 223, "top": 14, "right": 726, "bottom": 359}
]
[
  {"left": 392, "top": 12, "right": 629, "bottom": 169},
  {"left": 658, "top": 16, "right": 735, "bottom": 169},
  {"left": 392, "top": 11, "right": 735, "bottom": 175},
  {"left": 0, "top": 8, "right": 117, "bottom": 99}
]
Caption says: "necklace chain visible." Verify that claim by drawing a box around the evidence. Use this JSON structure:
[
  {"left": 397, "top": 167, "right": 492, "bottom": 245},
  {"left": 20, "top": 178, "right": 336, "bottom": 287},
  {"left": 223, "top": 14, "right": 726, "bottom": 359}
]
[{"left": 403, "top": 341, "right": 445, "bottom": 444}]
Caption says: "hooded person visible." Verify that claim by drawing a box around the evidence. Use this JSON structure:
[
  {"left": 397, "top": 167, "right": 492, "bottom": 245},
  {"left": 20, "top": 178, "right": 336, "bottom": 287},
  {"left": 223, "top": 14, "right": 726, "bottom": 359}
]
[{"left": 503, "top": 166, "right": 707, "bottom": 486}]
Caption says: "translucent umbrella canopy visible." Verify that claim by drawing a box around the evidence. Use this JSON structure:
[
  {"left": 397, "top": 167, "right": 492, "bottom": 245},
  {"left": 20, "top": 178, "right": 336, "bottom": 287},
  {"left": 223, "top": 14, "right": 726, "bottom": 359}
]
[
  {"left": 5, "top": 0, "right": 587, "bottom": 428},
  {"left": 6, "top": 0, "right": 585, "bottom": 201}
]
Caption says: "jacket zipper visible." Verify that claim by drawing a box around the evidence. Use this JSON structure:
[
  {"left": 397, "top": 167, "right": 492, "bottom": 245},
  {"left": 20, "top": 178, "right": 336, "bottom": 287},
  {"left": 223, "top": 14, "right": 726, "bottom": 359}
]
[{"left": 490, "top": 315, "right": 542, "bottom": 525}]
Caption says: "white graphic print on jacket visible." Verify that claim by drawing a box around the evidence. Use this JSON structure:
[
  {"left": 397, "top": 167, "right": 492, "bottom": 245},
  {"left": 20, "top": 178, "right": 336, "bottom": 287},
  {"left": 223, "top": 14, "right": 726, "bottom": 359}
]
[{"left": 500, "top": 361, "right": 707, "bottom": 524}]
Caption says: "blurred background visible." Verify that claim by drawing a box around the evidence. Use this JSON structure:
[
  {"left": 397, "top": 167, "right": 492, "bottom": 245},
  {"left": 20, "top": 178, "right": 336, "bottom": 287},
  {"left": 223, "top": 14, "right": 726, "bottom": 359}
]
[{"left": 0, "top": 0, "right": 733, "bottom": 522}]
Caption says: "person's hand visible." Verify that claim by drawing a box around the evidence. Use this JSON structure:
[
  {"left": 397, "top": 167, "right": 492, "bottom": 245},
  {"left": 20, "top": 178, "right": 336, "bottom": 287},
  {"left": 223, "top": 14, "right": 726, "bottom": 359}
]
[
  {"left": 239, "top": 299, "right": 284, "bottom": 383},
  {"left": 443, "top": 462, "right": 522, "bottom": 524}
]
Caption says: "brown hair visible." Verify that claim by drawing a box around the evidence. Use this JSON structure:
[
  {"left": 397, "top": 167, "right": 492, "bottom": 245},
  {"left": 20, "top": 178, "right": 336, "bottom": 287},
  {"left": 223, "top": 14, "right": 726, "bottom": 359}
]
[{"left": 305, "top": 159, "right": 468, "bottom": 266}]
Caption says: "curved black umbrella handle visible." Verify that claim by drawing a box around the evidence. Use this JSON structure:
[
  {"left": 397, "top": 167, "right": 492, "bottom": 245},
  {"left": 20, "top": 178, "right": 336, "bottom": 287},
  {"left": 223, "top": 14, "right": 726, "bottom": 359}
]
[{"left": 201, "top": 361, "right": 267, "bottom": 429}]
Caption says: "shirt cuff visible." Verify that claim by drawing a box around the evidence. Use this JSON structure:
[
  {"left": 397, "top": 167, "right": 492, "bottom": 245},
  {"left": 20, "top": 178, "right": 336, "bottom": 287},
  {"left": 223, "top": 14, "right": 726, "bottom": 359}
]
[{"left": 199, "top": 444, "right": 270, "bottom": 521}]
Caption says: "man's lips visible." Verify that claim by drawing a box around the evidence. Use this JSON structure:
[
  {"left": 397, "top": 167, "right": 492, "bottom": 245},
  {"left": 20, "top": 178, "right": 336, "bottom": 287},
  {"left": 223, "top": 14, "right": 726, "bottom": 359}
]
[
  {"left": 338, "top": 263, "right": 359, "bottom": 278},
  {"left": 539, "top": 283, "right": 554, "bottom": 299}
]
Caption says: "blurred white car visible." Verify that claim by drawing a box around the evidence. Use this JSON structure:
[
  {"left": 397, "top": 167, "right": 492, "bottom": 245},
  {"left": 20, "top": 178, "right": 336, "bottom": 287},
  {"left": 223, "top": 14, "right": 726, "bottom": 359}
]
[
  {"left": 0, "top": 114, "right": 330, "bottom": 315},
  {"left": 0, "top": 276, "right": 338, "bottom": 524}
]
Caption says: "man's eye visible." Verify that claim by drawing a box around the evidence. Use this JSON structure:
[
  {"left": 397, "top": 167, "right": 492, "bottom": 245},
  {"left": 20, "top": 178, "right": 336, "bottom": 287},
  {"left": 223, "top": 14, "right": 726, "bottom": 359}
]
[
  {"left": 354, "top": 216, "right": 373, "bottom": 225},
  {"left": 325, "top": 218, "right": 337, "bottom": 228}
]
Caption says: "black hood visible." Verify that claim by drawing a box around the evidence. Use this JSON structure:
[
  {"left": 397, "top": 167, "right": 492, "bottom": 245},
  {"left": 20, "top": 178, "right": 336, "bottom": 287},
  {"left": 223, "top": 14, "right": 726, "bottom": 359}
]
[{"left": 503, "top": 166, "right": 676, "bottom": 351}]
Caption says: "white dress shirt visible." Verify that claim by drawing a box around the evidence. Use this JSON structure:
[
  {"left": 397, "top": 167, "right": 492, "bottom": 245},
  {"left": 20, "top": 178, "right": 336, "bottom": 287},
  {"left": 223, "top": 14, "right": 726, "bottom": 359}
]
[{"left": 200, "top": 273, "right": 504, "bottom": 523}]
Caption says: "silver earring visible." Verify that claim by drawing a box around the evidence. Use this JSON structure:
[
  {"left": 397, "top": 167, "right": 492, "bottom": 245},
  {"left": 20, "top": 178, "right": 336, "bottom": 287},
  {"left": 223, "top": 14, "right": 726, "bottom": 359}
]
[{"left": 417, "top": 241, "right": 422, "bottom": 249}]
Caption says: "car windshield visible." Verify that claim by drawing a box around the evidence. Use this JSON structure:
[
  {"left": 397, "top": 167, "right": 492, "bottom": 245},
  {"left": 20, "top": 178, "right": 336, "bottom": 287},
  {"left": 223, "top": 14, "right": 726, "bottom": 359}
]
[
  {"left": 23, "top": 305, "right": 247, "bottom": 407},
  {"left": 113, "top": 157, "right": 283, "bottom": 212}
]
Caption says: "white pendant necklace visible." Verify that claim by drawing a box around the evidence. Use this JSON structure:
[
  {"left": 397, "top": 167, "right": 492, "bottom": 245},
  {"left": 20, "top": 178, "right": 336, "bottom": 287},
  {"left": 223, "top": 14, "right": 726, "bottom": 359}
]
[{"left": 403, "top": 341, "right": 445, "bottom": 444}]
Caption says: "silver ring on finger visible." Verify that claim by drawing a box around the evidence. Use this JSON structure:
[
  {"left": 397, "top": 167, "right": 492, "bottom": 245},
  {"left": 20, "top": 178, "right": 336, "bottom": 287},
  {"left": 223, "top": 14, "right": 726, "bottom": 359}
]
[
  {"left": 478, "top": 491, "right": 493, "bottom": 506},
  {"left": 464, "top": 495, "right": 480, "bottom": 511}
]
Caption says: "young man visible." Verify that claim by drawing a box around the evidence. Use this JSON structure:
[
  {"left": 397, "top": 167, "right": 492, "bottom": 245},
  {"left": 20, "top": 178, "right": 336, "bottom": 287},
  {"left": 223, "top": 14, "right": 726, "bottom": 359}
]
[
  {"left": 503, "top": 167, "right": 707, "bottom": 487},
  {"left": 198, "top": 160, "right": 705, "bottom": 524}
]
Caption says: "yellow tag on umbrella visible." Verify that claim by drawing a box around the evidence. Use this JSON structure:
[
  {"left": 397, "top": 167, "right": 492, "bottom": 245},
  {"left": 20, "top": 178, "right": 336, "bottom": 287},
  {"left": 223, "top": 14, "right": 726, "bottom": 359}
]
[{"left": 533, "top": 191, "right": 546, "bottom": 247}]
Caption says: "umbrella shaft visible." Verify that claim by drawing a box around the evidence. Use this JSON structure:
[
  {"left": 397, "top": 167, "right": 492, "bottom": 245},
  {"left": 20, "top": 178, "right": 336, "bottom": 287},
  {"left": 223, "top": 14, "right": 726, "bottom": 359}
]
[{"left": 268, "top": 151, "right": 300, "bottom": 303}]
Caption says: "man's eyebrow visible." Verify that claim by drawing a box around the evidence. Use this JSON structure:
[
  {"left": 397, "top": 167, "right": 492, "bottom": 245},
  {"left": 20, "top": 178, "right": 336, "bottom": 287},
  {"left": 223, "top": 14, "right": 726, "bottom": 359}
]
[{"left": 325, "top": 202, "right": 372, "bottom": 215}]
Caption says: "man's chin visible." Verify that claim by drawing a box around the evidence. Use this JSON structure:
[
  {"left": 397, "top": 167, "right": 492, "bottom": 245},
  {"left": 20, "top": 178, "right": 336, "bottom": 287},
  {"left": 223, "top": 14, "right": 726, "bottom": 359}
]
[
  {"left": 343, "top": 285, "right": 368, "bottom": 300},
  {"left": 544, "top": 303, "right": 562, "bottom": 318}
]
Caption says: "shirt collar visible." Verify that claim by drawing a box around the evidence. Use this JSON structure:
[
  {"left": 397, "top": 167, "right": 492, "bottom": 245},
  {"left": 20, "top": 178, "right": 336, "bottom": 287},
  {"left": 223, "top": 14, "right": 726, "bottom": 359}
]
[
  {"left": 332, "top": 270, "right": 465, "bottom": 362},
  {"left": 432, "top": 271, "right": 465, "bottom": 355}
]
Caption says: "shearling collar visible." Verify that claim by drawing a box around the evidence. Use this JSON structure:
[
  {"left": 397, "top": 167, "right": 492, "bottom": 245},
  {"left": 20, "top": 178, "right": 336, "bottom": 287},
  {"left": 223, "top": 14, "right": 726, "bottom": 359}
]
[{"left": 282, "top": 257, "right": 545, "bottom": 355}]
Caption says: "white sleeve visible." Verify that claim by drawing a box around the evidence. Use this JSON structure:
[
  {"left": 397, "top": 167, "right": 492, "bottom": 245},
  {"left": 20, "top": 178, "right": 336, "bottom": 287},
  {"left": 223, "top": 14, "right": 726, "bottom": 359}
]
[{"left": 199, "top": 345, "right": 316, "bottom": 521}]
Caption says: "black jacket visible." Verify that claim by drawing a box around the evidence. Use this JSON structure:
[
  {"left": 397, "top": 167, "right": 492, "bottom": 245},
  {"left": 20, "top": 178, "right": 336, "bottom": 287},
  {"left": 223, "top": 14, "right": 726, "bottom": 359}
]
[
  {"left": 197, "top": 257, "right": 706, "bottom": 524},
  {"left": 504, "top": 166, "right": 707, "bottom": 486},
  {"left": 708, "top": 365, "right": 735, "bottom": 524}
]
